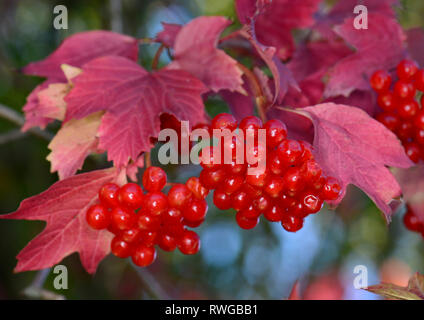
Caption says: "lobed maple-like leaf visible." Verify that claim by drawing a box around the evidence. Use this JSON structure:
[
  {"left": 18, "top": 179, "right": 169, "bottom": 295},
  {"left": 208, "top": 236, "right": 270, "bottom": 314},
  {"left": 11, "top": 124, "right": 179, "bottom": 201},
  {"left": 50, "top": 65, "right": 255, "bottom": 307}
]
[
  {"left": 156, "top": 22, "right": 182, "bottom": 48},
  {"left": 324, "top": 13, "right": 405, "bottom": 98},
  {"left": 236, "top": 0, "right": 322, "bottom": 60},
  {"left": 65, "top": 56, "right": 208, "bottom": 167},
  {"left": 393, "top": 165, "right": 424, "bottom": 225},
  {"left": 23, "top": 31, "right": 139, "bottom": 82},
  {"left": 0, "top": 168, "right": 120, "bottom": 273},
  {"left": 366, "top": 272, "right": 424, "bottom": 300},
  {"left": 47, "top": 112, "right": 103, "bottom": 180},
  {"left": 168, "top": 16, "right": 244, "bottom": 93},
  {"left": 290, "top": 103, "right": 412, "bottom": 220}
]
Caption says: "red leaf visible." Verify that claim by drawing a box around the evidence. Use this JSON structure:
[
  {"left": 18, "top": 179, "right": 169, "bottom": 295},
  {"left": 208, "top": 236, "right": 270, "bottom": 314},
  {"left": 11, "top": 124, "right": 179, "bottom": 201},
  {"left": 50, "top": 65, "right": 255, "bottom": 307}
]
[
  {"left": 65, "top": 56, "right": 207, "bottom": 167},
  {"left": 366, "top": 272, "right": 424, "bottom": 300},
  {"left": 288, "top": 281, "right": 302, "bottom": 300},
  {"left": 23, "top": 31, "right": 139, "bottom": 81},
  {"left": 0, "top": 168, "right": 119, "bottom": 273},
  {"left": 406, "top": 28, "right": 424, "bottom": 68},
  {"left": 324, "top": 13, "right": 405, "bottom": 98},
  {"left": 236, "top": 0, "right": 321, "bottom": 60},
  {"left": 168, "top": 16, "right": 244, "bottom": 93},
  {"left": 156, "top": 23, "right": 182, "bottom": 48},
  {"left": 393, "top": 165, "right": 424, "bottom": 224},
  {"left": 291, "top": 103, "right": 412, "bottom": 220}
]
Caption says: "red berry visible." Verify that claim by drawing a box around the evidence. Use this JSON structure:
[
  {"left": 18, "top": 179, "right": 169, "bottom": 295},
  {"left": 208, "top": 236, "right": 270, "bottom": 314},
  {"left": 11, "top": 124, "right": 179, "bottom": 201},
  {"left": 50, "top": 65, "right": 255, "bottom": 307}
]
[
  {"left": 321, "top": 177, "right": 342, "bottom": 200},
  {"left": 162, "top": 208, "right": 183, "bottom": 225},
  {"left": 168, "top": 184, "right": 192, "bottom": 209},
  {"left": 396, "top": 59, "right": 418, "bottom": 80},
  {"left": 199, "top": 168, "right": 227, "bottom": 189},
  {"left": 137, "top": 213, "right": 161, "bottom": 231},
  {"left": 178, "top": 230, "right": 201, "bottom": 255},
  {"left": 223, "top": 175, "right": 244, "bottom": 194},
  {"left": 397, "top": 121, "right": 414, "bottom": 141},
  {"left": 264, "top": 176, "right": 284, "bottom": 198},
  {"left": 111, "top": 236, "right": 133, "bottom": 258},
  {"left": 264, "top": 205, "right": 284, "bottom": 222},
  {"left": 370, "top": 70, "right": 391, "bottom": 92},
  {"left": 236, "top": 211, "right": 259, "bottom": 229},
  {"left": 252, "top": 194, "right": 271, "bottom": 213},
  {"left": 376, "top": 112, "right": 400, "bottom": 131},
  {"left": 281, "top": 215, "right": 304, "bottom": 232},
  {"left": 246, "top": 170, "right": 268, "bottom": 188},
  {"left": 277, "top": 140, "right": 304, "bottom": 166},
  {"left": 182, "top": 218, "right": 204, "bottom": 228},
  {"left": 86, "top": 204, "right": 110, "bottom": 230},
  {"left": 300, "top": 159, "right": 322, "bottom": 182},
  {"left": 99, "top": 183, "right": 120, "bottom": 208},
  {"left": 226, "top": 160, "right": 247, "bottom": 175},
  {"left": 120, "top": 228, "right": 142, "bottom": 244},
  {"left": 186, "top": 177, "right": 209, "bottom": 199},
  {"left": 283, "top": 167, "right": 305, "bottom": 194},
  {"left": 231, "top": 190, "right": 250, "bottom": 211},
  {"left": 240, "top": 204, "right": 261, "bottom": 219},
  {"left": 139, "top": 230, "right": 158, "bottom": 247},
  {"left": 111, "top": 206, "right": 136, "bottom": 230},
  {"left": 377, "top": 91, "right": 397, "bottom": 112},
  {"left": 132, "top": 245, "right": 156, "bottom": 267},
  {"left": 404, "top": 142, "right": 421, "bottom": 163},
  {"left": 394, "top": 80, "right": 416, "bottom": 100},
  {"left": 414, "top": 69, "right": 424, "bottom": 91},
  {"left": 183, "top": 199, "right": 208, "bottom": 222},
  {"left": 416, "top": 128, "right": 424, "bottom": 145},
  {"left": 239, "top": 115, "right": 262, "bottom": 136},
  {"left": 158, "top": 233, "right": 177, "bottom": 252},
  {"left": 163, "top": 219, "right": 185, "bottom": 238},
  {"left": 264, "top": 119, "right": 288, "bottom": 148},
  {"left": 414, "top": 111, "right": 424, "bottom": 130},
  {"left": 211, "top": 113, "right": 237, "bottom": 131},
  {"left": 142, "top": 167, "right": 167, "bottom": 192},
  {"left": 268, "top": 151, "right": 284, "bottom": 175},
  {"left": 144, "top": 192, "right": 168, "bottom": 216},
  {"left": 199, "top": 146, "right": 222, "bottom": 170},
  {"left": 118, "top": 183, "right": 144, "bottom": 209},
  {"left": 403, "top": 207, "right": 422, "bottom": 232},
  {"left": 213, "top": 188, "right": 232, "bottom": 210},
  {"left": 301, "top": 193, "right": 323, "bottom": 214},
  {"left": 241, "top": 183, "right": 263, "bottom": 199},
  {"left": 397, "top": 100, "right": 419, "bottom": 119}
]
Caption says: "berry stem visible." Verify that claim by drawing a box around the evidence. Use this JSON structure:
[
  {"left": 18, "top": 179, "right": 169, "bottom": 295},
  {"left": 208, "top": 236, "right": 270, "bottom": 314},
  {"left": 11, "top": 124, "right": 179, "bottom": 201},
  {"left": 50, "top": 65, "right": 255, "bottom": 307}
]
[
  {"left": 145, "top": 151, "right": 152, "bottom": 168},
  {"left": 131, "top": 262, "right": 170, "bottom": 299},
  {"left": 152, "top": 44, "right": 166, "bottom": 70}
]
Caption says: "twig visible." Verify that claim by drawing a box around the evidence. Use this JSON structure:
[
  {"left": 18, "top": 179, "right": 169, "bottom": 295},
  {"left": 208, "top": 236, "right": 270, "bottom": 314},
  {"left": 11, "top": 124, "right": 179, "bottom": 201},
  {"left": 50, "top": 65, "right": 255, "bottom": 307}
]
[
  {"left": 131, "top": 263, "right": 170, "bottom": 299},
  {"left": 145, "top": 151, "right": 152, "bottom": 168},
  {"left": 0, "top": 129, "right": 27, "bottom": 144},
  {"left": 0, "top": 103, "right": 53, "bottom": 141},
  {"left": 22, "top": 268, "right": 65, "bottom": 300},
  {"left": 152, "top": 44, "right": 166, "bottom": 70}
]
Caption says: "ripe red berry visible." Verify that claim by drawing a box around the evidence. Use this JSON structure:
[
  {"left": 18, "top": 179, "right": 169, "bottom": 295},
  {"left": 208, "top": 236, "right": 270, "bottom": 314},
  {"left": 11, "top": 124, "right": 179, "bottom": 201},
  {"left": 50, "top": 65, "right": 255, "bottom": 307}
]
[
  {"left": 142, "top": 166, "right": 167, "bottom": 192},
  {"left": 264, "top": 205, "right": 284, "bottom": 222},
  {"left": 404, "top": 142, "right": 421, "bottom": 163},
  {"left": 199, "top": 146, "right": 221, "bottom": 170},
  {"left": 281, "top": 215, "right": 304, "bottom": 232},
  {"left": 414, "top": 111, "right": 424, "bottom": 130},
  {"left": 231, "top": 190, "right": 250, "bottom": 211},
  {"left": 239, "top": 116, "right": 262, "bottom": 136},
  {"left": 139, "top": 230, "right": 158, "bottom": 247},
  {"left": 144, "top": 192, "right": 168, "bottom": 216},
  {"left": 199, "top": 168, "right": 227, "bottom": 189},
  {"left": 397, "top": 100, "right": 419, "bottom": 119},
  {"left": 377, "top": 91, "right": 397, "bottom": 112},
  {"left": 396, "top": 59, "right": 418, "bottom": 80},
  {"left": 263, "top": 119, "right": 288, "bottom": 148},
  {"left": 283, "top": 167, "right": 305, "bottom": 194},
  {"left": 184, "top": 199, "right": 208, "bottom": 222},
  {"left": 118, "top": 183, "right": 144, "bottom": 209},
  {"left": 120, "top": 228, "right": 142, "bottom": 244},
  {"left": 252, "top": 194, "right": 271, "bottom": 213},
  {"left": 394, "top": 80, "right": 416, "bottom": 100},
  {"left": 321, "top": 177, "right": 342, "bottom": 200},
  {"left": 236, "top": 210, "right": 259, "bottom": 229},
  {"left": 137, "top": 213, "right": 161, "bottom": 231},
  {"left": 211, "top": 113, "right": 237, "bottom": 131},
  {"left": 158, "top": 233, "right": 177, "bottom": 252},
  {"left": 213, "top": 188, "right": 232, "bottom": 210},
  {"left": 397, "top": 121, "right": 414, "bottom": 141},
  {"left": 132, "top": 245, "right": 156, "bottom": 267},
  {"left": 414, "top": 69, "right": 424, "bottom": 91},
  {"left": 370, "top": 70, "right": 391, "bottom": 92},
  {"left": 99, "top": 183, "right": 120, "bottom": 208},
  {"left": 246, "top": 170, "right": 267, "bottom": 188},
  {"left": 111, "top": 236, "right": 133, "bottom": 258},
  {"left": 186, "top": 177, "right": 209, "bottom": 200},
  {"left": 226, "top": 160, "right": 247, "bottom": 175},
  {"left": 376, "top": 112, "right": 400, "bottom": 131},
  {"left": 223, "top": 175, "right": 244, "bottom": 194},
  {"left": 268, "top": 151, "right": 284, "bottom": 175},
  {"left": 162, "top": 207, "right": 183, "bottom": 225},
  {"left": 403, "top": 207, "right": 423, "bottom": 232},
  {"left": 264, "top": 176, "right": 284, "bottom": 198},
  {"left": 415, "top": 128, "right": 424, "bottom": 145},
  {"left": 167, "top": 184, "right": 192, "bottom": 209},
  {"left": 300, "top": 159, "right": 322, "bottom": 182},
  {"left": 178, "top": 230, "right": 200, "bottom": 255},
  {"left": 277, "top": 140, "right": 304, "bottom": 166},
  {"left": 182, "top": 218, "right": 204, "bottom": 228},
  {"left": 86, "top": 204, "right": 110, "bottom": 230},
  {"left": 301, "top": 193, "right": 323, "bottom": 214},
  {"left": 111, "top": 206, "right": 137, "bottom": 230}
]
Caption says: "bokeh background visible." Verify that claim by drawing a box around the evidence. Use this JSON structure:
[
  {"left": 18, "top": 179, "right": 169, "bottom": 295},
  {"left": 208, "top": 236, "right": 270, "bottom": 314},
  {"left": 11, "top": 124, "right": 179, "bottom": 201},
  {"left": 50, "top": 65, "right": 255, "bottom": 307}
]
[{"left": 0, "top": 0, "right": 423, "bottom": 299}]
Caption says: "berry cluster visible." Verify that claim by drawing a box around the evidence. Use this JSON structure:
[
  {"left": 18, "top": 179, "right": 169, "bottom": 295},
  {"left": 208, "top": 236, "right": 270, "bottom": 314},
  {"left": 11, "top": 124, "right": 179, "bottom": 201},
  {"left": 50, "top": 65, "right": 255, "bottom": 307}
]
[
  {"left": 371, "top": 59, "right": 424, "bottom": 163},
  {"left": 403, "top": 206, "right": 424, "bottom": 238},
  {"left": 86, "top": 167, "right": 209, "bottom": 267},
  {"left": 199, "top": 113, "right": 342, "bottom": 232}
]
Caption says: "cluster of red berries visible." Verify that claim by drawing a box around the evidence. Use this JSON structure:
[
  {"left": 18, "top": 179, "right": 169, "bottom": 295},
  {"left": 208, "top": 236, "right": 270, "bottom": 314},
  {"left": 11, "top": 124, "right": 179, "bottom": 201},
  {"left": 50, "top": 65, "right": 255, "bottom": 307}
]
[
  {"left": 86, "top": 167, "right": 209, "bottom": 267},
  {"left": 371, "top": 59, "right": 424, "bottom": 163},
  {"left": 198, "top": 113, "right": 342, "bottom": 232},
  {"left": 403, "top": 206, "right": 424, "bottom": 238}
]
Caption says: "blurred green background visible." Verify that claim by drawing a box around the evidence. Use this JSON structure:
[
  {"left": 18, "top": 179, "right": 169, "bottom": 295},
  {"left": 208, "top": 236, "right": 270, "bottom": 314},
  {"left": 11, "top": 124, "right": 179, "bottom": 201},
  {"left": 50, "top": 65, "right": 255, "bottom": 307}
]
[{"left": 0, "top": 0, "right": 423, "bottom": 300}]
